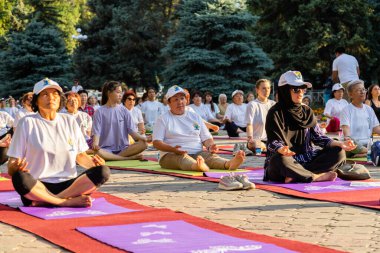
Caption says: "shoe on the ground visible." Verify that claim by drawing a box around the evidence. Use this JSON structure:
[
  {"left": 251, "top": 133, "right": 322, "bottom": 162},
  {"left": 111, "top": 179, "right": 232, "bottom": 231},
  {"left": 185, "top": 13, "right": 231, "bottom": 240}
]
[
  {"left": 218, "top": 175, "right": 243, "bottom": 190},
  {"left": 240, "top": 143, "right": 254, "bottom": 156},
  {"left": 232, "top": 143, "right": 242, "bottom": 156},
  {"left": 234, "top": 174, "right": 255, "bottom": 190}
]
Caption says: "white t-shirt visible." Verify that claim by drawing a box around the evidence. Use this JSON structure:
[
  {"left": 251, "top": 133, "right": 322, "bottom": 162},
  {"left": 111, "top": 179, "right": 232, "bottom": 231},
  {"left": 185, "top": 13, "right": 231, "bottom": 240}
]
[
  {"left": 7, "top": 113, "right": 88, "bottom": 183},
  {"left": 153, "top": 110, "right": 212, "bottom": 157},
  {"left": 65, "top": 111, "right": 92, "bottom": 141},
  {"left": 189, "top": 103, "right": 214, "bottom": 121},
  {"left": 141, "top": 101, "right": 163, "bottom": 125},
  {"left": 224, "top": 103, "right": 247, "bottom": 127},
  {"left": 340, "top": 103, "right": 379, "bottom": 146},
  {"left": 324, "top": 98, "right": 349, "bottom": 119},
  {"left": 13, "top": 108, "right": 35, "bottom": 127},
  {"left": 332, "top": 53, "right": 359, "bottom": 83},
  {"left": 0, "top": 111, "right": 14, "bottom": 136},
  {"left": 245, "top": 99, "right": 276, "bottom": 141},
  {"left": 205, "top": 103, "right": 220, "bottom": 118},
  {"left": 5, "top": 107, "right": 18, "bottom": 118},
  {"left": 71, "top": 85, "right": 83, "bottom": 93},
  {"left": 127, "top": 106, "right": 144, "bottom": 131}
]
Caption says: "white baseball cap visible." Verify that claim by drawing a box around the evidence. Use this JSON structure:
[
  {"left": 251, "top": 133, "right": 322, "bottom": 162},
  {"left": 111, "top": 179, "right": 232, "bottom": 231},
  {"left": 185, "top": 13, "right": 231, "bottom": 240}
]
[
  {"left": 332, "top": 83, "right": 345, "bottom": 91},
  {"left": 231, "top": 90, "right": 244, "bottom": 97},
  {"left": 33, "top": 78, "right": 63, "bottom": 95},
  {"left": 166, "top": 85, "right": 186, "bottom": 100},
  {"left": 278, "top": 71, "right": 312, "bottom": 88}
]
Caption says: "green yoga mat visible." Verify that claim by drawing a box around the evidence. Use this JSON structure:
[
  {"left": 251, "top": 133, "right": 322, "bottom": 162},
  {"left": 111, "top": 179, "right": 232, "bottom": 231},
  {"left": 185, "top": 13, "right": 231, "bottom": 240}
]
[
  {"left": 346, "top": 157, "right": 367, "bottom": 162},
  {"left": 106, "top": 160, "right": 249, "bottom": 176},
  {"left": 0, "top": 177, "right": 9, "bottom": 181}
]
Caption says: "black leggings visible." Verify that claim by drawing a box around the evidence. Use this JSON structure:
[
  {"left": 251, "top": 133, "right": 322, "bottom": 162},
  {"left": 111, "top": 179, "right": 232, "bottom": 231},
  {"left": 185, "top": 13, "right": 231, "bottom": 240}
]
[
  {"left": 265, "top": 146, "right": 345, "bottom": 183},
  {"left": 225, "top": 121, "right": 246, "bottom": 137},
  {"left": 12, "top": 165, "right": 110, "bottom": 206}
]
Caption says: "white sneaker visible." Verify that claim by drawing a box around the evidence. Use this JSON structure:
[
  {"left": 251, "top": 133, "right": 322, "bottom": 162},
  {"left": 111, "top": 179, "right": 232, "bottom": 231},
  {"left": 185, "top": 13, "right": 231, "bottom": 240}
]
[
  {"left": 240, "top": 143, "right": 254, "bottom": 156},
  {"left": 234, "top": 174, "right": 255, "bottom": 190},
  {"left": 218, "top": 175, "right": 243, "bottom": 190},
  {"left": 232, "top": 143, "right": 241, "bottom": 156}
]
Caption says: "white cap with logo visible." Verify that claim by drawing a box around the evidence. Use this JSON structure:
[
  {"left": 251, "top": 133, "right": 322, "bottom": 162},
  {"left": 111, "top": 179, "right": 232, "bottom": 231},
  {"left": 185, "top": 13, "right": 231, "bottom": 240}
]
[
  {"left": 33, "top": 78, "right": 63, "bottom": 95},
  {"left": 278, "top": 71, "right": 312, "bottom": 88},
  {"left": 332, "top": 83, "right": 345, "bottom": 91},
  {"left": 166, "top": 85, "right": 186, "bottom": 100}
]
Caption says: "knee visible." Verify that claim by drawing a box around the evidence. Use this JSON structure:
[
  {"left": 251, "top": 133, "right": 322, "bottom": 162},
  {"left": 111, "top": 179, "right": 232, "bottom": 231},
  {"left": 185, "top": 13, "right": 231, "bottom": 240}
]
[
  {"left": 11, "top": 171, "right": 37, "bottom": 196},
  {"left": 329, "top": 146, "right": 346, "bottom": 162},
  {"left": 269, "top": 152, "right": 288, "bottom": 166},
  {"left": 87, "top": 165, "right": 110, "bottom": 187}
]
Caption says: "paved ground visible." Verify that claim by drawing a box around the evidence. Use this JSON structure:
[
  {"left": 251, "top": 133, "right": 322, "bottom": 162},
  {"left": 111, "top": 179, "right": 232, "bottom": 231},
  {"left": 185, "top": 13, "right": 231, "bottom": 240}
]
[{"left": 0, "top": 134, "right": 379, "bottom": 253}]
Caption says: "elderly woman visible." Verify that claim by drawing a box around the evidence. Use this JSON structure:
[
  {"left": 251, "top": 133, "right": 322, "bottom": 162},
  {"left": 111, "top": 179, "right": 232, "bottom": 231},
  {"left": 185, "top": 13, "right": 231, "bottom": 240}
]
[
  {"left": 223, "top": 90, "right": 247, "bottom": 137},
  {"left": 14, "top": 92, "right": 34, "bottom": 130},
  {"left": 341, "top": 80, "right": 380, "bottom": 157},
  {"left": 122, "top": 90, "right": 145, "bottom": 134},
  {"left": 7, "top": 78, "right": 109, "bottom": 207},
  {"left": 324, "top": 83, "right": 348, "bottom": 132},
  {"left": 246, "top": 79, "right": 276, "bottom": 152},
  {"left": 64, "top": 92, "right": 93, "bottom": 147},
  {"left": 218, "top": 94, "right": 229, "bottom": 117},
  {"left": 92, "top": 81, "right": 147, "bottom": 161},
  {"left": 365, "top": 83, "right": 380, "bottom": 122},
  {"left": 153, "top": 85, "right": 246, "bottom": 172},
  {"left": 264, "top": 71, "right": 355, "bottom": 183}
]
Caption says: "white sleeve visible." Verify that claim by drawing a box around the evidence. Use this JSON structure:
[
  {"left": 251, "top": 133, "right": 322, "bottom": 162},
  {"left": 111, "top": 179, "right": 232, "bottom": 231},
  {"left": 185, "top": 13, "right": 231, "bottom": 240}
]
[
  {"left": 136, "top": 108, "right": 144, "bottom": 123},
  {"left": 340, "top": 105, "right": 350, "bottom": 127},
  {"left": 332, "top": 59, "right": 338, "bottom": 71},
  {"left": 323, "top": 100, "right": 332, "bottom": 115},
  {"left": 224, "top": 105, "right": 232, "bottom": 120},
  {"left": 75, "top": 120, "right": 89, "bottom": 153},
  {"left": 245, "top": 102, "right": 255, "bottom": 125},
  {"left": 199, "top": 117, "right": 212, "bottom": 142},
  {"left": 7, "top": 118, "right": 27, "bottom": 158},
  {"left": 213, "top": 103, "right": 220, "bottom": 114},
  {"left": 368, "top": 106, "right": 380, "bottom": 128},
  {"left": 86, "top": 114, "right": 93, "bottom": 132},
  {"left": 152, "top": 116, "right": 166, "bottom": 141}
]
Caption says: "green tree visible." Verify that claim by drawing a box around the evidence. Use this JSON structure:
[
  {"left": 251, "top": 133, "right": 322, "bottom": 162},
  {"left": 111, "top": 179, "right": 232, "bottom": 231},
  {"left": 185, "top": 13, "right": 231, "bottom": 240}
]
[
  {"left": 161, "top": 0, "right": 273, "bottom": 94},
  {"left": 74, "top": 0, "right": 176, "bottom": 90},
  {"left": 0, "top": 21, "right": 73, "bottom": 97},
  {"left": 248, "top": 0, "right": 377, "bottom": 86}
]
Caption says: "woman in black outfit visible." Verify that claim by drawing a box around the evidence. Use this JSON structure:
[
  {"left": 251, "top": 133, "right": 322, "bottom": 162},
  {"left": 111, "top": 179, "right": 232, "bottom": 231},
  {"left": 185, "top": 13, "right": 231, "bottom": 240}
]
[{"left": 365, "top": 84, "right": 380, "bottom": 122}]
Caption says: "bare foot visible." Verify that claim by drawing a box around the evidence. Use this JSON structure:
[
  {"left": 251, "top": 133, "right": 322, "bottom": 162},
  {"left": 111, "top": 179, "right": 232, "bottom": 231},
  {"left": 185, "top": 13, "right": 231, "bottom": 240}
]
[
  {"left": 123, "top": 154, "right": 143, "bottom": 160},
  {"left": 191, "top": 156, "right": 209, "bottom": 172},
  {"left": 31, "top": 201, "right": 53, "bottom": 207},
  {"left": 284, "top": 177, "right": 293, "bottom": 183},
  {"left": 60, "top": 195, "right": 92, "bottom": 207},
  {"left": 226, "top": 150, "right": 246, "bottom": 170},
  {"left": 313, "top": 171, "right": 338, "bottom": 182}
]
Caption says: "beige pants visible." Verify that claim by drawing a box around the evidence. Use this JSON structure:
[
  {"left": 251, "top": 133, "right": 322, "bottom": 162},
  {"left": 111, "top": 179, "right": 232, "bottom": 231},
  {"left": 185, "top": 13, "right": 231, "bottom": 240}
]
[{"left": 159, "top": 151, "right": 228, "bottom": 171}]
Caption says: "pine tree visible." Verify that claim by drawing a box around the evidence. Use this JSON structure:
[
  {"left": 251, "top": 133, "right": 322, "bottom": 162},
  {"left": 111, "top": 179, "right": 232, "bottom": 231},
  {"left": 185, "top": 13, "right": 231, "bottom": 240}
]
[
  {"left": 161, "top": 0, "right": 273, "bottom": 94},
  {"left": 248, "top": 0, "right": 378, "bottom": 86},
  {"left": 0, "top": 21, "right": 73, "bottom": 97}
]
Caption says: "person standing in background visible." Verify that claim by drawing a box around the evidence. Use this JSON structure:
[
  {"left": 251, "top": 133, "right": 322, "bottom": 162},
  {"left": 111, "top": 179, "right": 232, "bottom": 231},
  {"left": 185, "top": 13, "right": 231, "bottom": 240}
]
[{"left": 71, "top": 79, "right": 83, "bottom": 93}]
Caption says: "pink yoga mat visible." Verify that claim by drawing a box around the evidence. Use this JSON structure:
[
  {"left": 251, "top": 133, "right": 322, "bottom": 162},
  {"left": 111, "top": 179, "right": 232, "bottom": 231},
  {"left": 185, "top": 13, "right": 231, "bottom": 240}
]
[
  {"left": 77, "top": 220, "right": 297, "bottom": 253},
  {"left": 19, "top": 197, "right": 141, "bottom": 220}
]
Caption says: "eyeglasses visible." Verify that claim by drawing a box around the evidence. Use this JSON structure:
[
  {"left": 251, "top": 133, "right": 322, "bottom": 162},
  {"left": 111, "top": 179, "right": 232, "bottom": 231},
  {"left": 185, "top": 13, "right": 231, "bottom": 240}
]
[
  {"left": 354, "top": 88, "right": 367, "bottom": 93},
  {"left": 290, "top": 87, "right": 307, "bottom": 94},
  {"left": 126, "top": 97, "right": 135, "bottom": 101}
]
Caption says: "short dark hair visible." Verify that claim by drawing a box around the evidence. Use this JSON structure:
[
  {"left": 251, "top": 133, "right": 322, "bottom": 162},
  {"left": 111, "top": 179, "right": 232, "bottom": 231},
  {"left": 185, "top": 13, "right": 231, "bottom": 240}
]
[
  {"left": 335, "top": 47, "right": 345, "bottom": 54},
  {"left": 191, "top": 90, "right": 202, "bottom": 99},
  {"left": 31, "top": 91, "right": 66, "bottom": 112},
  {"left": 101, "top": 81, "right": 122, "bottom": 105},
  {"left": 78, "top": 89, "right": 88, "bottom": 96},
  {"left": 121, "top": 90, "right": 136, "bottom": 104}
]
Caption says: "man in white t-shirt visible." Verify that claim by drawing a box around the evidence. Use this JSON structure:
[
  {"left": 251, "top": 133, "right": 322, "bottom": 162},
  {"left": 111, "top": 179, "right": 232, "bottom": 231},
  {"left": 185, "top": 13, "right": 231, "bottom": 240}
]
[
  {"left": 71, "top": 79, "right": 83, "bottom": 93},
  {"left": 332, "top": 47, "right": 360, "bottom": 84},
  {"left": 223, "top": 90, "right": 247, "bottom": 137},
  {"left": 340, "top": 80, "right": 380, "bottom": 157},
  {"left": 153, "top": 85, "right": 245, "bottom": 172}
]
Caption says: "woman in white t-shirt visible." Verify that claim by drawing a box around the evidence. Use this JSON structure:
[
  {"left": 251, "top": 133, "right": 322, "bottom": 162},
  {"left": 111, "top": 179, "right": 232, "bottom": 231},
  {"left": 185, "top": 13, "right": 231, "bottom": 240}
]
[
  {"left": 88, "top": 95, "right": 100, "bottom": 111},
  {"left": 204, "top": 91, "right": 222, "bottom": 120},
  {"left": 246, "top": 79, "right": 276, "bottom": 151},
  {"left": 153, "top": 85, "right": 246, "bottom": 172},
  {"left": 223, "top": 90, "right": 248, "bottom": 137},
  {"left": 340, "top": 80, "right": 380, "bottom": 157},
  {"left": 189, "top": 91, "right": 221, "bottom": 126},
  {"left": 324, "top": 83, "right": 348, "bottom": 132},
  {"left": 140, "top": 87, "right": 163, "bottom": 130},
  {"left": 7, "top": 78, "right": 110, "bottom": 207},
  {"left": 122, "top": 90, "right": 145, "bottom": 134},
  {"left": 14, "top": 92, "right": 35, "bottom": 131},
  {"left": 64, "top": 92, "right": 93, "bottom": 147}
]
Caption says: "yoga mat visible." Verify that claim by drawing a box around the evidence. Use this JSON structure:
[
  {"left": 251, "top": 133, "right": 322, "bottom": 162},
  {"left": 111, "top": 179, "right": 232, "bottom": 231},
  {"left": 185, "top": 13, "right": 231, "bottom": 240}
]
[
  {"left": 0, "top": 191, "right": 23, "bottom": 208},
  {"left": 19, "top": 197, "right": 141, "bottom": 220},
  {"left": 0, "top": 176, "right": 9, "bottom": 181},
  {"left": 213, "top": 136, "right": 247, "bottom": 140},
  {"left": 77, "top": 220, "right": 297, "bottom": 253},
  {"left": 106, "top": 160, "right": 159, "bottom": 168}
]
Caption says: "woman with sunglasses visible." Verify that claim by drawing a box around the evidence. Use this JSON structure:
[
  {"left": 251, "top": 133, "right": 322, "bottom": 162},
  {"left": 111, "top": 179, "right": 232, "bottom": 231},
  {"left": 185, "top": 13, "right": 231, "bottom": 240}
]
[
  {"left": 122, "top": 90, "right": 145, "bottom": 135},
  {"left": 264, "top": 71, "right": 356, "bottom": 183},
  {"left": 341, "top": 80, "right": 380, "bottom": 157}
]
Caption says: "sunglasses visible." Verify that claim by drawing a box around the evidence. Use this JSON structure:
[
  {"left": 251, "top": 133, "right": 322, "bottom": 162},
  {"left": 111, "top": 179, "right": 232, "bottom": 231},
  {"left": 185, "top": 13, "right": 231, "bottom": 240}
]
[
  {"left": 126, "top": 97, "right": 135, "bottom": 101},
  {"left": 291, "top": 87, "right": 307, "bottom": 94}
]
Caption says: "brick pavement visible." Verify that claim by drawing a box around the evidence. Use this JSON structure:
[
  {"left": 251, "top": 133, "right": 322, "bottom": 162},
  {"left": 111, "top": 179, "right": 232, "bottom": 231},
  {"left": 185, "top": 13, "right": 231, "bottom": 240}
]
[{"left": 0, "top": 136, "right": 379, "bottom": 253}]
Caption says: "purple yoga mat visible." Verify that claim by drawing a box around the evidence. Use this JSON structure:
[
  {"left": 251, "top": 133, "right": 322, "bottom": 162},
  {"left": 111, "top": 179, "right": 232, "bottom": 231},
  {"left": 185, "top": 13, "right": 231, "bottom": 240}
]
[
  {"left": 0, "top": 191, "right": 23, "bottom": 208},
  {"left": 19, "top": 197, "right": 140, "bottom": 220},
  {"left": 77, "top": 220, "right": 296, "bottom": 253},
  {"left": 206, "top": 169, "right": 380, "bottom": 194}
]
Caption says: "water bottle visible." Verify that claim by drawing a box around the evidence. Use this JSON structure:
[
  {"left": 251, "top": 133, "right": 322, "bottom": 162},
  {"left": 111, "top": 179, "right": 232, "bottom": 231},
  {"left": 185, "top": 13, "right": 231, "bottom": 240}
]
[{"left": 367, "top": 137, "right": 373, "bottom": 165}]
